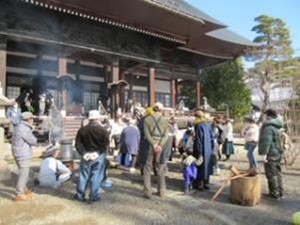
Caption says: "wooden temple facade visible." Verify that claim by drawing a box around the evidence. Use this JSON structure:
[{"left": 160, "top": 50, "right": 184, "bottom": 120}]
[{"left": 0, "top": 0, "right": 254, "bottom": 117}]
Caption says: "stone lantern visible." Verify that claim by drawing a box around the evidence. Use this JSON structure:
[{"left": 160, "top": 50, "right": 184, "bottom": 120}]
[{"left": 0, "top": 82, "right": 14, "bottom": 180}]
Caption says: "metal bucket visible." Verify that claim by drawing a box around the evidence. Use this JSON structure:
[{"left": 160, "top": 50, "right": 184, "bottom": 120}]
[{"left": 60, "top": 138, "right": 74, "bottom": 162}]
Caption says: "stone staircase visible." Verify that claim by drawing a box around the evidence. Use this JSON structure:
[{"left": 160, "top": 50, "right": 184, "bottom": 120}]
[{"left": 64, "top": 116, "right": 84, "bottom": 140}]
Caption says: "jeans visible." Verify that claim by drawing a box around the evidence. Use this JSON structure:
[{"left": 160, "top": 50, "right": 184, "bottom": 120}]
[
  {"left": 15, "top": 159, "right": 31, "bottom": 196},
  {"left": 76, "top": 153, "right": 106, "bottom": 201},
  {"left": 246, "top": 142, "right": 257, "bottom": 168},
  {"left": 120, "top": 153, "right": 136, "bottom": 167}
]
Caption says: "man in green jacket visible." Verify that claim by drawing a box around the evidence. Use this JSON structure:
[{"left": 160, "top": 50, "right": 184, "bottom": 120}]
[
  {"left": 143, "top": 102, "right": 169, "bottom": 199},
  {"left": 258, "top": 109, "right": 284, "bottom": 200}
]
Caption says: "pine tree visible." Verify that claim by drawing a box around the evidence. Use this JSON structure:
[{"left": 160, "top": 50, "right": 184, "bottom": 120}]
[{"left": 246, "top": 15, "right": 295, "bottom": 116}]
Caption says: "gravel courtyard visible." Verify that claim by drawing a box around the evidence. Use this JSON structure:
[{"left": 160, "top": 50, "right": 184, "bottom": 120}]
[{"left": 0, "top": 144, "right": 299, "bottom": 225}]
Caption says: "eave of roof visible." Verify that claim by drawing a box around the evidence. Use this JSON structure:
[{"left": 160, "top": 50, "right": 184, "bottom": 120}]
[
  {"left": 17, "top": 0, "right": 254, "bottom": 60},
  {"left": 206, "top": 28, "right": 257, "bottom": 47}
]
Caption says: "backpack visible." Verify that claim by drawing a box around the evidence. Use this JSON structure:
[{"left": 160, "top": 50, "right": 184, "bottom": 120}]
[{"left": 278, "top": 130, "right": 291, "bottom": 154}]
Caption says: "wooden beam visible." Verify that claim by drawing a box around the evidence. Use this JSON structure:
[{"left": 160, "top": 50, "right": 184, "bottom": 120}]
[{"left": 148, "top": 66, "right": 156, "bottom": 107}]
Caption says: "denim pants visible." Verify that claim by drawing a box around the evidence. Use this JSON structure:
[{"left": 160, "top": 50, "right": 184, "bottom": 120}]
[
  {"left": 15, "top": 159, "right": 31, "bottom": 196},
  {"left": 76, "top": 153, "right": 106, "bottom": 201},
  {"left": 246, "top": 142, "right": 257, "bottom": 168}
]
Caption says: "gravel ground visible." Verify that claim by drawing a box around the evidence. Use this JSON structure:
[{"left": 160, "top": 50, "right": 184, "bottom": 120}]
[{"left": 0, "top": 144, "right": 299, "bottom": 225}]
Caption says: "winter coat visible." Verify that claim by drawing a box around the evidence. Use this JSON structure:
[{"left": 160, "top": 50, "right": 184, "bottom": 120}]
[
  {"left": 242, "top": 123, "right": 259, "bottom": 143},
  {"left": 7, "top": 106, "right": 21, "bottom": 126},
  {"left": 120, "top": 124, "right": 141, "bottom": 155},
  {"left": 193, "top": 121, "right": 214, "bottom": 180},
  {"left": 144, "top": 113, "right": 169, "bottom": 148},
  {"left": 221, "top": 122, "right": 234, "bottom": 141},
  {"left": 258, "top": 118, "right": 284, "bottom": 161},
  {"left": 143, "top": 113, "right": 169, "bottom": 164},
  {"left": 12, "top": 121, "right": 37, "bottom": 161},
  {"left": 75, "top": 120, "right": 110, "bottom": 156}
]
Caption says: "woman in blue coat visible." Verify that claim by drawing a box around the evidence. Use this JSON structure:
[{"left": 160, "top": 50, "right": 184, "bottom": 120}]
[{"left": 193, "top": 109, "right": 214, "bottom": 190}]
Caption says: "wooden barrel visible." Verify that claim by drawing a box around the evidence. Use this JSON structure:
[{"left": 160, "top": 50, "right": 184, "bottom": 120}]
[{"left": 230, "top": 175, "right": 261, "bottom": 206}]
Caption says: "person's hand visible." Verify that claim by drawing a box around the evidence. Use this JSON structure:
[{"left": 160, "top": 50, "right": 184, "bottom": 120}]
[
  {"left": 83, "top": 153, "right": 91, "bottom": 161},
  {"left": 263, "top": 155, "right": 268, "bottom": 163},
  {"left": 153, "top": 144, "right": 162, "bottom": 154}
]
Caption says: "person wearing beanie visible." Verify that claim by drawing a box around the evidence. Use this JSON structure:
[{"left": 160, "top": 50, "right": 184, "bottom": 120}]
[
  {"left": 39, "top": 145, "right": 71, "bottom": 189},
  {"left": 12, "top": 111, "right": 37, "bottom": 202}
]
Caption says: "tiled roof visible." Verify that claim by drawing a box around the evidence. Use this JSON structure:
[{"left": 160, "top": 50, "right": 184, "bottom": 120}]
[{"left": 145, "top": 0, "right": 226, "bottom": 26}]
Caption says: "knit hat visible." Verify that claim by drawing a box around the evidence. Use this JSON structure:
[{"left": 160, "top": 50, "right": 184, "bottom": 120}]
[
  {"left": 153, "top": 102, "right": 163, "bottom": 111},
  {"left": 21, "top": 112, "right": 34, "bottom": 120}
]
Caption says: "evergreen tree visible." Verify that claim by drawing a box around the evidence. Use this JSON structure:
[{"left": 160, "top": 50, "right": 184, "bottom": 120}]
[
  {"left": 246, "top": 15, "right": 295, "bottom": 115},
  {"left": 201, "top": 60, "right": 252, "bottom": 118}
]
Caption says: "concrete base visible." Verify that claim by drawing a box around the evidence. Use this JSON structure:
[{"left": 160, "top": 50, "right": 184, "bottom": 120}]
[{"left": 0, "top": 159, "right": 11, "bottom": 181}]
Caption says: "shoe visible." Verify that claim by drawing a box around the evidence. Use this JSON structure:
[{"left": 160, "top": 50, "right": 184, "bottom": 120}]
[
  {"left": 214, "top": 168, "right": 220, "bottom": 175},
  {"left": 102, "top": 180, "right": 113, "bottom": 188},
  {"left": 15, "top": 194, "right": 32, "bottom": 202},
  {"left": 263, "top": 193, "right": 281, "bottom": 201},
  {"left": 88, "top": 197, "right": 101, "bottom": 204},
  {"left": 25, "top": 189, "right": 33, "bottom": 197},
  {"left": 98, "top": 188, "right": 105, "bottom": 194},
  {"left": 204, "top": 185, "right": 210, "bottom": 190},
  {"left": 74, "top": 194, "right": 85, "bottom": 202},
  {"left": 129, "top": 167, "right": 136, "bottom": 173},
  {"left": 184, "top": 187, "right": 189, "bottom": 194},
  {"left": 159, "top": 191, "right": 166, "bottom": 198},
  {"left": 143, "top": 193, "right": 152, "bottom": 200}
]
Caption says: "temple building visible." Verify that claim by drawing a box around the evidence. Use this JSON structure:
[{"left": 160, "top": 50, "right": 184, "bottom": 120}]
[{"left": 0, "top": 0, "right": 254, "bottom": 118}]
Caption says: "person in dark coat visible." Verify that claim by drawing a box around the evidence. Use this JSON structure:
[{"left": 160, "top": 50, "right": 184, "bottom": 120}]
[
  {"left": 119, "top": 117, "right": 141, "bottom": 170},
  {"left": 74, "top": 110, "right": 110, "bottom": 202},
  {"left": 137, "top": 107, "right": 153, "bottom": 175},
  {"left": 258, "top": 109, "right": 284, "bottom": 200},
  {"left": 193, "top": 108, "right": 214, "bottom": 190}
]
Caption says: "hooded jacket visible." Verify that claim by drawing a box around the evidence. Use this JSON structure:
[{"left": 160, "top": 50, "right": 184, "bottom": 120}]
[
  {"left": 258, "top": 117, "right": 284, "bottom": 160},
  {"left": 12, "top": 121, "right": 37, "bottom": 161}
]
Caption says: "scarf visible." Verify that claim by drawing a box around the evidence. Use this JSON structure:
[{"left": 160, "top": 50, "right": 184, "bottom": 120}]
[{"left": 195, "top": 116, "right": 206, "bottom": 125}]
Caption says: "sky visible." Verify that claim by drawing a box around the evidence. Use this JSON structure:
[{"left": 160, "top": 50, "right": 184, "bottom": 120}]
[{"left": 186, "top": 0, "right": 300, "bottom": 56}]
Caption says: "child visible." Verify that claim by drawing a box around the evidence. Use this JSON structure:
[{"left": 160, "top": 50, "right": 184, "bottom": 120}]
[
  {"left": 242, "top": 117, "right": 259, "bottom": 169},
  {"left": 182, "top": 147, "right": 199, "bottom": 194}
]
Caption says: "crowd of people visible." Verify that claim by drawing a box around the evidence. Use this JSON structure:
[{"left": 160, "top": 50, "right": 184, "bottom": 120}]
[{"left": 7, "top": 99, "right": 289, "bottom": 203}]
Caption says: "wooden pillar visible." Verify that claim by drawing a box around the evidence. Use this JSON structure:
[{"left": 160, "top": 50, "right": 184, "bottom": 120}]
[
  {"left": 111, "top": 58, "right": 119, "bottom": 118},
  {"left": 170, "top": 78, "right": 177, "bottom": 109},
  {"left": 58, "top": 58, "right": 68, "bottom": 112},
  {"left": 119, "top": 71, "right": 125, "bottom": 111},
  {"left": 0, "top": 35, "right": 7, "bottom": 96},
  {"left": 196, "top": 80, "right": 201, "bottom": 108},
  {"left": 148, "top": 66, "right": 156, "bottom": 107},
  {"left": 129, "top": 73, "right": 133, "bottom": 100},
  {"left": 58, "top": 58, "right": 67, "bottom": 76}
]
